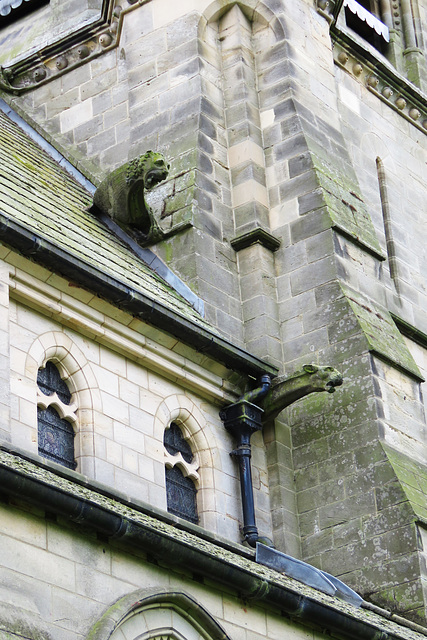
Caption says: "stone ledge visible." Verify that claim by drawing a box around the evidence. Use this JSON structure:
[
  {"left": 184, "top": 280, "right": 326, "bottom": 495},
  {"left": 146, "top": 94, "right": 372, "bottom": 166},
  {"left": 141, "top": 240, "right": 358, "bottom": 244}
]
[
  {"left": 0, "top": 445, "right": 425, "bottom": 640},
  {"left": 231, "top": 228, "right": 281, "bottom": 253}
]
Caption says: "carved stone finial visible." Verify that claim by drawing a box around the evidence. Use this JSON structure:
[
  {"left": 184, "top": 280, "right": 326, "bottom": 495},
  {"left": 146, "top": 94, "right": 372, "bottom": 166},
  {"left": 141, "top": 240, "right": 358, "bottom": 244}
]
[
  {"left": 93, "top": 151, "right": 170, "bottom": 246},
  {"left": 77, "top": 45, "right": 90, "bottom": 59},
  {"left": 409, "top": 108, "right": 421, "bottom": 120},
  {"left": 99, "top": 33, "right": 113, "bottom": 47}
]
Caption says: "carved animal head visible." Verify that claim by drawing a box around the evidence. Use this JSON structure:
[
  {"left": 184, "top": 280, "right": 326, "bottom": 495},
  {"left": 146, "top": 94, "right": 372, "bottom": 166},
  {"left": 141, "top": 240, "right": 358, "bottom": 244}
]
[
  {"left": 262, "top": 364, "right": 343, "bottom": 421},
  {"left": 301, "top": 364, "right": 343, "bottom": 393},
  {"left": 93, "top": 151, "right": 170, "bottom": 244},
  {"left": 126, "top": 151, "right": 170, "bottom": 189}
]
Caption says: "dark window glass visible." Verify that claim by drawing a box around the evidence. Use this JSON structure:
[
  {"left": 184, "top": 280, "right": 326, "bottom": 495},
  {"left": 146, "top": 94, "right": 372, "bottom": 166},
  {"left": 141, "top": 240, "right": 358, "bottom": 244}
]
[
  {"left": 37, "top": 360, "right": 72, "bottom": 404},
  {"left": 37, "top": 362, "right": 76, "bottom": 470},
  {"left": 164, "top": 422, "right": 193, "bottom": 462},
  {"left": 165, "top": 465, "right": 198, "bottom": 524},
  {"left": 164, "top": 423, "right": 198, "bottom": 524},
  {"left": 0, "top": 0, "right": 49, "bottom": 26},
  {"left": 37, "top": 406, "right": 76, "bottom": 469}
]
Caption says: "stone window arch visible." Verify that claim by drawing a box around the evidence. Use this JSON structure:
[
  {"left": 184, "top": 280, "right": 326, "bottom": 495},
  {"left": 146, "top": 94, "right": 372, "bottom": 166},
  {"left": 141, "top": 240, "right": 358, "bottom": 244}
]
[
  {"left": 85, "top": 589, "right": 231, "bottom": 640},
  {"left": 26, "top": 331, "right": 101, "bottom": 476},
  {"left": 37, "top": 360, "right": 77, "bottom": 469},
  {"left": 164, "top": 421, "right": 199, "bottom": 524},
  {"left": 154, "top": 396, "right": 218, "bottom": 530}
]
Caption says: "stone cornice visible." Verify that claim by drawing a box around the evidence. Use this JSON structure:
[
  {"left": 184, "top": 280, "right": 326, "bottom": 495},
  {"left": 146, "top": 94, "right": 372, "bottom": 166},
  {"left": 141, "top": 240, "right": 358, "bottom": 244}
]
[
  {"left": 316, "top": 0, "right": 427, "bottom": 133},
  {"left": 332, "top": 30, "right": 427, "bottom": 134},
  {"left": 0, "top": 0, "right": 146, "bottom": 94},
  {"left": 7, "top": 264, "right": 243, "bottom": 403}
]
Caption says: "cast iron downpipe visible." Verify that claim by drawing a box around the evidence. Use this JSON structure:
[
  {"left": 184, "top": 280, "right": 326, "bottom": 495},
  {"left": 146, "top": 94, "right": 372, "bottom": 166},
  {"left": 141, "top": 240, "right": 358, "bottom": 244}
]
[{"left": 219, "top": 374, "right": 271, "bottom": 547}]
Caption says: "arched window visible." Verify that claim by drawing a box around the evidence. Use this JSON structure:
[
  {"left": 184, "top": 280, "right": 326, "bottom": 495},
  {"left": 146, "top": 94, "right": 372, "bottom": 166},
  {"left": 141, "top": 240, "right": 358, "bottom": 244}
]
[
  {"left": 37, "top": 361, "right": 77, "bottom": 470},
  {"left": 85, "top": 588, "right": 232, "bottom": 640},
  {"left": 164, "top": 422, "right": 198, "bottom": 524}
]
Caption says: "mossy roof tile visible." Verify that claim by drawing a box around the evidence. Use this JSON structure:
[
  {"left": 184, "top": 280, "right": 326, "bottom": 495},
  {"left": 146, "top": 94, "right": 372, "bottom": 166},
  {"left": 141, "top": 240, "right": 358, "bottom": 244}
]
[{"left": 0, "top": 110, "right": 211, "bottom": 329}]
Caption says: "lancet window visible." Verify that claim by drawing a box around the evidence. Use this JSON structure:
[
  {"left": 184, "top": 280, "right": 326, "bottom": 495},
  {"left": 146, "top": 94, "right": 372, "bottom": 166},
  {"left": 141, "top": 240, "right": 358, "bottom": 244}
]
[
  {"left": 164, "top": 422, "right": 199, "bottom": 524},
  {"left": 37, "top": 361, "right": 77, "bottom": 470}
]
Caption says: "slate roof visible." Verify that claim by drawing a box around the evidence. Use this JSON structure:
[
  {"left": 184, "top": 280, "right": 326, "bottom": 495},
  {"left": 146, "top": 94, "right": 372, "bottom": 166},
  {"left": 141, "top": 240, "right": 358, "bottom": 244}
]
[{"left": 0, "top": 108, "right": 211, "bottom": 329}]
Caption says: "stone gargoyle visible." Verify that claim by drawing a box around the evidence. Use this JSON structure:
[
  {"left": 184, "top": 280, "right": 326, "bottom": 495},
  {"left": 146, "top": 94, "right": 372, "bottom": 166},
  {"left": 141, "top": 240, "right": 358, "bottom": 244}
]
[
  {"left": 261, "top": 364, "right": 343, "bottom": 421},
  {"left": 93, "top": 151, "right": 170, "bottom": 246}
]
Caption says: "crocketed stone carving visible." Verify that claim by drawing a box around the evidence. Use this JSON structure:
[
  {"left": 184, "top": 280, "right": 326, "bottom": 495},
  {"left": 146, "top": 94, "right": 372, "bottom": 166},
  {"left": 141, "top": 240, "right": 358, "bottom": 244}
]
[
  {"left": 262, "top": 364, "right": 343, "bottom": 421},
  {"left": 93, "top": 150, "right": 170, "bottom": 245}
]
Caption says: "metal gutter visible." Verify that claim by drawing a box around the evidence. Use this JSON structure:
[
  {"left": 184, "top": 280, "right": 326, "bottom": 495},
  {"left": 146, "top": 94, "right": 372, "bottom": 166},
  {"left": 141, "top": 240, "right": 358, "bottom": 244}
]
[
  {"left": 0, "top": 213, "right": 277, "bottom": 378},
  {"left": 96, "top": 211, "right": 204, "bottom": 316},
  {"left": 0, "top": 450, "right": 422, "bottom": 640}
]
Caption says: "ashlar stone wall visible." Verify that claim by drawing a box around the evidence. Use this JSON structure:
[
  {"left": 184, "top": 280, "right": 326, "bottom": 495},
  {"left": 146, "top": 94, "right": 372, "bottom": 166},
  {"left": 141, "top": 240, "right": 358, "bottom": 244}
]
[
  {"left": 0, "top": 247, "right": 274, "bottom": 545},
  {"left": 0, "top": 500, "right": 333, "bottom": 640},
  {"left": 2, "top": 0, "right": 427, "bottom": 625}
]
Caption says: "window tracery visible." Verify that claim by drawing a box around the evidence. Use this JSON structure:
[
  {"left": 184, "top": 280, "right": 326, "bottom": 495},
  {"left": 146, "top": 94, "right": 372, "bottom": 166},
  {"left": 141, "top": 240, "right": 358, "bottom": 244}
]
[
  {"left": 164, "top": 422, "right": 199, "bottom": 524},
  {"left": 37, "top": 361, "right": 77, "bottom": 470}
]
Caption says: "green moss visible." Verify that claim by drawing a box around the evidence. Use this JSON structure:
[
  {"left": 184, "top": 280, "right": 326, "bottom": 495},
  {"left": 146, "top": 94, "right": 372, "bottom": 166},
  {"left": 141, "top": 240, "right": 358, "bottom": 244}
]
[
  {"left": 341, "top": 284, "right": 422, "bottom": 379},
  {"left": 382, "top": 443, "right": 427, "bottom": 524},
  {"left": 164, "top": 242, "right": 173, "bottom": 264},
  {"left": 307, "top": 143, "right": 385, "bottom": 259}
]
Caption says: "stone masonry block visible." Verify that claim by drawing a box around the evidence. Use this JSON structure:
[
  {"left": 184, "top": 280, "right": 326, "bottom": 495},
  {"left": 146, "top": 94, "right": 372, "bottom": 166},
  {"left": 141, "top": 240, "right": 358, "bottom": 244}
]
[
  {"left": 242, "top": 295, "right": 278, "bottom": 323},
  {"left": 81, "top": 70, "right": 118, "bottom": 102},
  {"left": 290, "top": 256, "right": 336, "bottom": 296},
  {"left": 157, "top": 39, "right": 199, "bottom": 75},
  {"left": 170, "top": 58, "right": 201, "bottom": 85},
  {"left": 228, "top": 121, "right": 262, "bottom": 148},
  {"left": 226, "top": 101, "right": 260, "bottom": 129},
  {"left": 290, "top": 208, "right": 332, "bottom": 243},
  {"left": 45, "top": 88, "right": 80, "bottom": 119},
  {"left": 87, "top": 128, "right": 116, "bottom": 157},
  {"left": 318, "top": 491, "right": 376, "bottom": 531},
  {"left": 129, "top": 74, "right": 170, "bottom": 109},
  {"left": 200, "top": 96, "right": 224, "bottom": 124},
  {"left": 288, "top": 151, "right": 314, "bottom": 178},
  {"left": 232, "top": 180, "right": 268, "bottom": 208},
  {"left": 279, "top": 170, "right": 320, "bottom": 203},
  {"left": 128, "top": 61, "right": 157, "bottom": 91},
  {"left": 234, "top": 201, "right": 270, "bottom": 233},
  {"left": 293, "top": 437, "right": 330, "bottom": 471}
]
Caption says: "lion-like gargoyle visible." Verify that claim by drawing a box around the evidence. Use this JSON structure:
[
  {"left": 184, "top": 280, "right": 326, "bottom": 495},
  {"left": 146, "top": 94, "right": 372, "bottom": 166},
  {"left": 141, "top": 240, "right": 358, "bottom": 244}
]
[
  {"left": 93, "top": 151, "right": 170, "bottom": 246},
  {"left": 261, "top": 364, "right": 343, "bottom": 421}
]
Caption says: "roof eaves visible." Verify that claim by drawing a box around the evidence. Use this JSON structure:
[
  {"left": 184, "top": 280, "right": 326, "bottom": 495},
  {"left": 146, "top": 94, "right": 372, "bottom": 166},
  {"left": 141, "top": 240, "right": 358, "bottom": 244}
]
[
  {"left": 0, "top": 445, "right": 424, "bottom": 640},
  {"left": 0, "top": 212, "right": 277, "bottom": 378}
]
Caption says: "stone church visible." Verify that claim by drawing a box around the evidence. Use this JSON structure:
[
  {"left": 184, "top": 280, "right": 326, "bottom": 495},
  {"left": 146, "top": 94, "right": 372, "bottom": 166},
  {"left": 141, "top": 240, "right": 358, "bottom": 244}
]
[{"left": 0, "top": 0, "right": 426, "bottom": 638}]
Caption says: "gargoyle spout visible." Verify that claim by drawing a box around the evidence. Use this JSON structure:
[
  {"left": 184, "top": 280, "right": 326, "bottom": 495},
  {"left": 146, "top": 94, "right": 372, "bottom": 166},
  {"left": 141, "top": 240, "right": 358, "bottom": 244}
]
[
  {"left": 262, "top": 365, "right": 343, "bottom": 421},
  {"left": 93, "top": 151, "right": 169, "bottom": 246}
]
